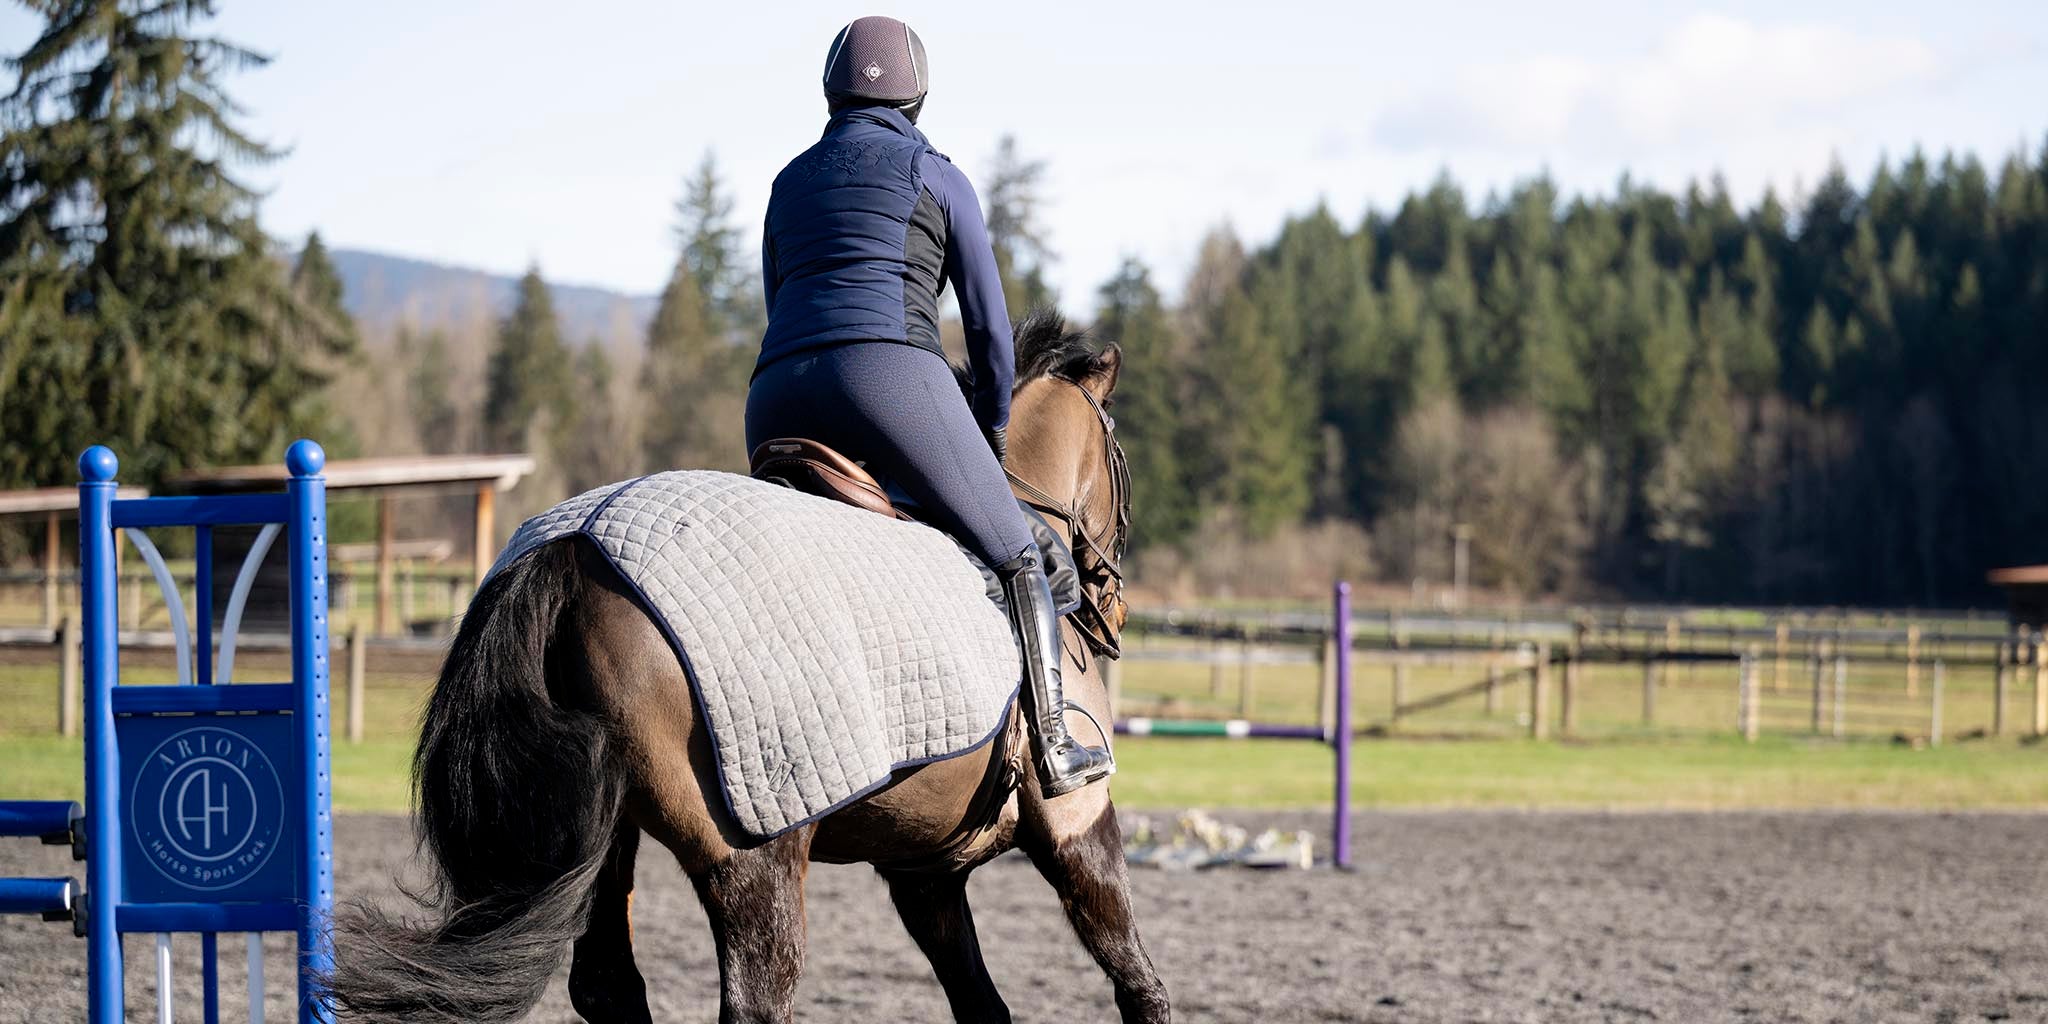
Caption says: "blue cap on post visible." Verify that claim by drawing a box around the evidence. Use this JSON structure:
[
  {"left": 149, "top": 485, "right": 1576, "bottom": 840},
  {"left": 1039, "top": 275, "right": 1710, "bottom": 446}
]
[
  {"left": 78, "top": 446, "right": 118, "bottom": 483},
  {"left": 285, "top": 438, "right": 326, "bottom": 478}
]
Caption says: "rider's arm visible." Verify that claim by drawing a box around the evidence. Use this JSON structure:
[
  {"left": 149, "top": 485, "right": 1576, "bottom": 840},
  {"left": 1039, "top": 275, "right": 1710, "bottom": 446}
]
[
  {"left": 761, "top": 218, "right": 781, "bottom": 313},
  {"left": 924, "top": 154, "right": 1015, "bottom": 432}
]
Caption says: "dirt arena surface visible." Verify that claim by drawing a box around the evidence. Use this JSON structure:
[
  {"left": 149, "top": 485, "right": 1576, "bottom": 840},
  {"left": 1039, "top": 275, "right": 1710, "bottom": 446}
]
[{"left": 4, "top": 810, "right": 2047, "bottom": 1022}]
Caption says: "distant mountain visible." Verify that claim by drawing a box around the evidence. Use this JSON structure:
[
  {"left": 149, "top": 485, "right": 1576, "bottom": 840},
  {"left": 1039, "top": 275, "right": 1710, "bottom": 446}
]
[{"left": 326, "top": 248, "right": 659, "bottom": 351}]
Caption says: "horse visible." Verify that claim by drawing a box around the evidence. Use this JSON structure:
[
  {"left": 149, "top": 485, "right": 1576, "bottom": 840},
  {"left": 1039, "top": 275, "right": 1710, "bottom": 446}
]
[{"left": 328, "top": 313, "right": 1172, "bottom": 1024}]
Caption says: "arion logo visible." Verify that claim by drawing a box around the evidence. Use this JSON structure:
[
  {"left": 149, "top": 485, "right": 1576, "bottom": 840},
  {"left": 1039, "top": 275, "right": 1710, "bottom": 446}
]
[{"left": 131, "top": 726, "right": 284, "bottom": 892}]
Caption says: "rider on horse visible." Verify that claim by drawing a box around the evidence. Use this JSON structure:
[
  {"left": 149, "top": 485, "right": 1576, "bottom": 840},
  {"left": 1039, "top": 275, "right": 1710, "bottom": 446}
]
[{"left": 748, "top": 16, "right": 1115, "bottom": 796}]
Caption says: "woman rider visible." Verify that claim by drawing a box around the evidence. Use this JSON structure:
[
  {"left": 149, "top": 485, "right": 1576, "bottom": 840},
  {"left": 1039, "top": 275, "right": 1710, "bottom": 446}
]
[{"left": 747, "top": 16, "right": 1114, "bottom": 796}]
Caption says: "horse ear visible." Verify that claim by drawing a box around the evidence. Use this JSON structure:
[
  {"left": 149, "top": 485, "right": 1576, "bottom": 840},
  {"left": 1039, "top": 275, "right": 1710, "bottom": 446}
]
[{"left": 1082, "top": 344, "right": 1122, "bottom": 400}]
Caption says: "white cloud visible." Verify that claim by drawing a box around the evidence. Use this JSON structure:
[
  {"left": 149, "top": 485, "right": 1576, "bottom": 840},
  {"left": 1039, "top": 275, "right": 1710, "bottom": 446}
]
[{"left": 1372, "top": 14, "right": 1942, "bottom": 157}]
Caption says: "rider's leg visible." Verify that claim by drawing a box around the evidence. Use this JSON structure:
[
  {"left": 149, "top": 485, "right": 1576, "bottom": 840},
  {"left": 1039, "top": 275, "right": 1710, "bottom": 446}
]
[{"left": 746, "top": 343, "right": 1113, "bottom": 795}]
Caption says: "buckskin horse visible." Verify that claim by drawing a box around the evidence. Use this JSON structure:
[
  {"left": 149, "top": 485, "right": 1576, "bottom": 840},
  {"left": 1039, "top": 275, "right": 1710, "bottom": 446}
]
[{"left": 328, "top": 314, "right": 1171, "bottom": 1023}]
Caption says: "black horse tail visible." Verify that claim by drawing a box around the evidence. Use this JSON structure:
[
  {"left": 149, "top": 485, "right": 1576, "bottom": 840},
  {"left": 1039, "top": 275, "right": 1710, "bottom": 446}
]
[{"left": 327, "top": 539, "right": 624, "bottom": 1022}]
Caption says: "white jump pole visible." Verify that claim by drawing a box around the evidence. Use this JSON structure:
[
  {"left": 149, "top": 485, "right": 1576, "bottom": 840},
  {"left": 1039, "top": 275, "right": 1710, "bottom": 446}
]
[
  {"left": 155, "top": 932, "right": 173, "bottom": 1023},
  {"left": 247, "top": 932, "right": 265, "bottom": 1024}
]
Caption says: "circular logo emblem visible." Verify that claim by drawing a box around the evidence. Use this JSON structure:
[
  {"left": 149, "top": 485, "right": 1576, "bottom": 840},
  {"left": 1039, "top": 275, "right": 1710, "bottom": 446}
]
[{"left": 130, "top": 726, "right": 285, "bottom": 892}]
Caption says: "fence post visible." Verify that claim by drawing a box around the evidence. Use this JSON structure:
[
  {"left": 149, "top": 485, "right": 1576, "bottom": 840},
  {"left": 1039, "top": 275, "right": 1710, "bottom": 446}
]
[
  {"left": 1208, "top": 630, "right": 1225, "bottom": 701},
  {"left": 1642, "top": 657, "right": 1657, "bottom": 728},
  {"left": 1810, "top": 639, "right": 1827, "bottom": 734},
  {"left": 1530, "top": 642, "right": 1551, "bottom": 740},
  {"left": 1930, "top": 657, "right": 1945, "bottom": 747},
  {"left": 1318, "top": 631, "right": 1337, "bottom": 737},
  {"left": 1905, "top": 624, "right": 1921, "bottom": 698},
  {"left": 1485, "top": 655, "right": 1502, "bottom": 716},
  {"left": 1105, "top": 657, "right": 1123, "bottom": 721},
  {"left": 1832, "top": 651, "right": 1847, "bottom": 739},
  {"left": 1994, "top": 641, "right": 2010, "bottom": 737},
  {"left": 1742, "top": 644, "right": 1760, "bottom": 742},
  {"left": 2033, "top": 635, "right": 2046, "bottom": 738},
  {"left": 1561, "top": 621, "right": 1584, "bottom": 737},
  {"left": 58, "top": 615, "right": 80, "bottom": 738},
  {"left": 1238, "top": 633, "right": 1256, "bottom": 718},
  {"left": 346, "top": 626, "right": 366, "bottom": 745},
  {"left": 1391, "top": 618, "right": 1410, "bottom": 722},
  {"left": 1773, "top": 621, "right": 1789, "bottom": 693}
]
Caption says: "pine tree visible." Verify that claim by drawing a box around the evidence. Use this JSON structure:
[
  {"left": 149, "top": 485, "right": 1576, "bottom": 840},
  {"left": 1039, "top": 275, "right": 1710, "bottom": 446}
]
[
  {"left": 0, "top": 0, "right": 348, "bottom": 487},
  {"left": 675, "top": 152, "right": 762, "bottom": 342},
  {"left": 483, "top": 267, "right": 572, "bottom": 453},
  {"left": 983, "top": 135, "right": 1056, "bottom": 313},
  {"left": 402, "top": 328, "right": 462, "bottom": 454},
  {"left": 1093, "top": 258, "right": 1197, "bottom": 550}
]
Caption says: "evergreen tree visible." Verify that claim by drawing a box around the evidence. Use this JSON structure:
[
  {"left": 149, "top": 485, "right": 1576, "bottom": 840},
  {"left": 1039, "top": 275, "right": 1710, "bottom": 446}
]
[
  {"left": 983, "top": 135, "right": 1056, "bottom": 312},
  {"left": 0, "top": 0, "right": 348, "bottom": 487},
  {"left": 1094, "top": 258, "right": 1197, "bottom": 549},
  {"left": 401, "top": 328, "right": 461, "bottom": 454},
  {"left": 676, "top": 152, "right": 761, "bottom": 341},
  {"left": 482, "top": 267, "right": 572, "bottom": 453}
]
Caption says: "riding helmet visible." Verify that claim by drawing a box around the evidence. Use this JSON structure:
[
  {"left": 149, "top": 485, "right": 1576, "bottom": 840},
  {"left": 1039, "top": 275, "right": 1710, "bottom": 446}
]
[{"left": 822, "top": 16, "right": 928, "bottom": 121}]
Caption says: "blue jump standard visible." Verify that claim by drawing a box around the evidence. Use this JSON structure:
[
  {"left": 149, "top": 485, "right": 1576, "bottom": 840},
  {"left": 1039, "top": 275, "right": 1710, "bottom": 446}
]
[{"left": 0, "top": 440, "right": 333, "bottom": 1024}]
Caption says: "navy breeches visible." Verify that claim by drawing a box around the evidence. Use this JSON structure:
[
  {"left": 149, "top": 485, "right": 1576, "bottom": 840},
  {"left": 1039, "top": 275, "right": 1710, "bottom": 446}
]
[{"left": 746, "top": 342, "right": 1036, "bottom": 567}]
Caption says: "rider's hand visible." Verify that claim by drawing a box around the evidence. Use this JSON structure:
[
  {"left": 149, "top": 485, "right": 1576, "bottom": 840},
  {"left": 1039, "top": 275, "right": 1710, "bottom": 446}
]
[{"left": 985, "top": 424, "right": 1008, "bottom": 466}]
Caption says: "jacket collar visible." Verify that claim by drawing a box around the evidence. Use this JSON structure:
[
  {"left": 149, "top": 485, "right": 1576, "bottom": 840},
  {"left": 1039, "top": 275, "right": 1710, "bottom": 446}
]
[{"left": 824, "top": 106, "right": 927, "bottom": 145}]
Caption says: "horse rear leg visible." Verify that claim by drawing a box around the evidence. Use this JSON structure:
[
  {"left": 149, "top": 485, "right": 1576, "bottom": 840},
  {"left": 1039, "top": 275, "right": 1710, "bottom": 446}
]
[
  {"left": 880, "top": 868, "right": 1012, "bottom": 1023},
  {"left": 568, "top": 824, "right": 652, "bottom": 1024},
  {"left": 691, "top": 827, "right": 815, "bottom": 1024},
  {"left": 1020, "top": 807, "right": 1171, "bottom": 1023}
]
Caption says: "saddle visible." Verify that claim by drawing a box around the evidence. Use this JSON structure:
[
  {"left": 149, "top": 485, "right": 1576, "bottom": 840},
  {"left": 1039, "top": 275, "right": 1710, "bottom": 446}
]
[
  {"left": 749, "top": 439, "right": 912, "bottom": 523},
  {"left": 748, "top": 437, "right": 1082, "bottom": 616}
]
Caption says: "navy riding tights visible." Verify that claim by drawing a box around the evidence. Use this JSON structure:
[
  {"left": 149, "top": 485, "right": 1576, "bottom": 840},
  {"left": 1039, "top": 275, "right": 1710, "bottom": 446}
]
[{"left": 746, "top": 342, "right": 1036, "bottom": 567}]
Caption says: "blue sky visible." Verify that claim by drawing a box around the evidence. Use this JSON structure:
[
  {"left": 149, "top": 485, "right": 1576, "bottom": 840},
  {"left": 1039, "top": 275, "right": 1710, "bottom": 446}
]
[{"left": 4, "top": 1, "right": 2044, "bottom": 309}]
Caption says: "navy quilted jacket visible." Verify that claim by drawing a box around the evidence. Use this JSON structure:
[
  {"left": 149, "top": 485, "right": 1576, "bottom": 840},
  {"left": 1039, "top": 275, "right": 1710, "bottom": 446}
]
[{"left": 758, "top": 107, "right": 1015, "bottom": 430}]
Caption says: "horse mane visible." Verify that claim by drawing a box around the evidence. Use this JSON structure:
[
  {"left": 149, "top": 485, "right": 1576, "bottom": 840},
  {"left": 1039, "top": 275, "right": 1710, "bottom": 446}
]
[{"left": 952, "top": 307, "right": 1104, "bottom": 395}]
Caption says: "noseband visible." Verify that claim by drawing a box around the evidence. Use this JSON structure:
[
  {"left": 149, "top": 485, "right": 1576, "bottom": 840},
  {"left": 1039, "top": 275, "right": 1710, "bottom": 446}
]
[{"left": 1006, "top": 375, "right": 1131, "bottom": 662}]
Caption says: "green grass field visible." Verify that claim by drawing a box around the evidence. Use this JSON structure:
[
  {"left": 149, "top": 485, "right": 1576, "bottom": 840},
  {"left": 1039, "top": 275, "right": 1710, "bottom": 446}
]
[{"left": 7, "top": 654, "right": 2046, "bottom": 814}]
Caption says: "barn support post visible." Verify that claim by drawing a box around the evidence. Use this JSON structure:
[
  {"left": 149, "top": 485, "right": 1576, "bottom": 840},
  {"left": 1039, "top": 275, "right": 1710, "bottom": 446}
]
[
  {"left": 472, "top": 483, "right": 497, "bottom": 589},
  {"left": 375, "top": 492, "right": 396, "bottom": 637}
]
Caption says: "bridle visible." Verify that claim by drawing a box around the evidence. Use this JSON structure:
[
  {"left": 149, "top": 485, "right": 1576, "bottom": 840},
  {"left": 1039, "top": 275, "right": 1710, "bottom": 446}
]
[{"left": 1006, "top": 375, "right": 1131, "bottom": 663}]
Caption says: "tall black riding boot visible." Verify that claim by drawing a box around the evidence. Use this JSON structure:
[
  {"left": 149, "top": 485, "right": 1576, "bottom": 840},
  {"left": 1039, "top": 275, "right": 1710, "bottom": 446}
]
[{"left": 997, "top": 549, "right": 1116, "bottom": 796}]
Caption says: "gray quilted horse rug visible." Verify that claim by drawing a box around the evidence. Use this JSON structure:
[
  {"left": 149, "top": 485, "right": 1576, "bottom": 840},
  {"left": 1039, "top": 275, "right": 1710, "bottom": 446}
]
[{"left": 490, "top": 470, "right": 1025, "bottom": 838}]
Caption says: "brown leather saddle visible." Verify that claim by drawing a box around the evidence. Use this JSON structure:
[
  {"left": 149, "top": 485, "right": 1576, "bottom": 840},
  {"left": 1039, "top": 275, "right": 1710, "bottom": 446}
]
[{"left": 749, "top": 438, "right": 913, "bottom": 521}]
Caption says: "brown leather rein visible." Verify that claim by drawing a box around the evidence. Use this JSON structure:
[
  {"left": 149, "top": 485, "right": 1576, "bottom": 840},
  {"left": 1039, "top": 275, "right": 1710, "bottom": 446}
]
[{"left": 1006, "top": 375, "right": 1131, "bottom": 663}]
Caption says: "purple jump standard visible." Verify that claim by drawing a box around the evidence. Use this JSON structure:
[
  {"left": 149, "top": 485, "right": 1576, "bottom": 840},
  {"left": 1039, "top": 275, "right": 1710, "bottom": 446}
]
[{"left": 1113, "top": 581, "right": 1356, "bottom": 869}]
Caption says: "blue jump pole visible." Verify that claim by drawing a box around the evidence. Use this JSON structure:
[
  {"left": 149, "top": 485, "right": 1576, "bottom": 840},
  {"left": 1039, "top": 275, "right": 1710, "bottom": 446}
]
[
  {"left": 77, "top": 445, "right": 123, "bottom": 1023},
  {"left": 286, "top": 439, "right": 335, "bottom": 1023}
]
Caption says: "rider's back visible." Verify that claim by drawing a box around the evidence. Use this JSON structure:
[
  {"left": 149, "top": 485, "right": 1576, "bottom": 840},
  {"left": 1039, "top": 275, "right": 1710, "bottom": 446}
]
[{"left": 758, "top": 108, "right": 950, "bottom": 371}]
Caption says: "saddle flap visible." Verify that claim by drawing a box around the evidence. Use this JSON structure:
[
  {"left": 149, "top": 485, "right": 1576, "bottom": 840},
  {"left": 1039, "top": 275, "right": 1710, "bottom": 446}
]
[{"left": 749, "top": 438, "right": 910, "bottom": 521}]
